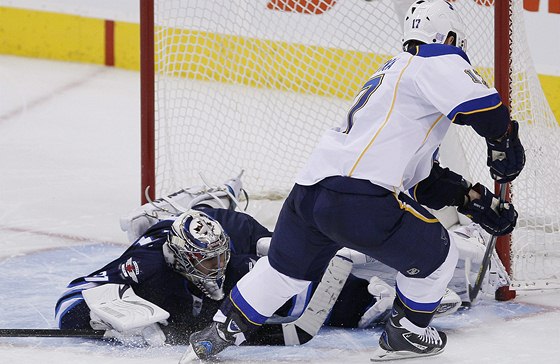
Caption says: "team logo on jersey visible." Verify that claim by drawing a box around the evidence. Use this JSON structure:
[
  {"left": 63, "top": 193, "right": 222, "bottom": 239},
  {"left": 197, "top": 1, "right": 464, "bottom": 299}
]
[
  {"left": 120, "top": 257, "right": 140, "bottom": 283},
  {"left": 406, "top": 267, "right": 420, "bottom": 276}
]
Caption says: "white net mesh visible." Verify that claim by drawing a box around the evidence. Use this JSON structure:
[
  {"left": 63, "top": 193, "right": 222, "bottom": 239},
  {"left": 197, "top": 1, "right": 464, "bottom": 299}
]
[{"left": 151, "top": 0, "right": 560, "bottom": 290}]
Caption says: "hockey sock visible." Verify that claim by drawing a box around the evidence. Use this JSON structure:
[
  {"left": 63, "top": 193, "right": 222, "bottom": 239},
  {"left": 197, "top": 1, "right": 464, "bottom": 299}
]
[
  {"left": 215, "top": 295, "right": 262, "bottom": 339},
  {"left": 393, "top": 296, "right": 434, "bottom": 328}
]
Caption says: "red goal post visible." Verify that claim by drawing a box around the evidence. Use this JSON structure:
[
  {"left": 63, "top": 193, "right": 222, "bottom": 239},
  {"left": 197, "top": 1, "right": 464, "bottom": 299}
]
[{"left": 140, "top": 0, "right": 560, "bottom": 298}]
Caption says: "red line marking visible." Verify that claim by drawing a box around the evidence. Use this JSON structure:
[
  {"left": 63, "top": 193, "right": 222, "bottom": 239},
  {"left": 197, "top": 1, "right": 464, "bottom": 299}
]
[
  {"left": 0, "top": 225, "right": 122, "bottom": 245},
  {"left": 0, "top": 67, "right": 107, "bottom": 123}
]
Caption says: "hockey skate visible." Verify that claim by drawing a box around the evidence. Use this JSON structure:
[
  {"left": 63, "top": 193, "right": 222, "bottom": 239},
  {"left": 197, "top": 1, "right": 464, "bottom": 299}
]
[
  {"left": 179, "top": 319, "right": 243, "bottom": 363},
  {"left": 371, "top": 305, "right": 446, "bottom": 362}
]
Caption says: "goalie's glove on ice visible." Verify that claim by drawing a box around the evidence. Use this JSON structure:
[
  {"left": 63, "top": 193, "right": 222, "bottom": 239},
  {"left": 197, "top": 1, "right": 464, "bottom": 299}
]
[
  {"left": 486, "top": 120, "right": 525, "bottom": 183},
  {"left": 458, "top": 183, "right": 518, "bottom": 236}
]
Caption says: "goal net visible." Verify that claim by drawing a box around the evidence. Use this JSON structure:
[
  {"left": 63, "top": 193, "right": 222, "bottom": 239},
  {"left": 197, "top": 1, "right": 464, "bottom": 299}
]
[{"left": 140, "top": 0, "right": 560, "bottom": 294}]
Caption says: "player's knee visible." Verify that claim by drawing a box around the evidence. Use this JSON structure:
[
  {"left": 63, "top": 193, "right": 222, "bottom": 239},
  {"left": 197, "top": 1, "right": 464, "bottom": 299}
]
[
  {"left": 426, "top": 232, "right": 459, "bottom": 286},
  {"left": 427, "top": 228, "right": 459, "bottom": 280}
]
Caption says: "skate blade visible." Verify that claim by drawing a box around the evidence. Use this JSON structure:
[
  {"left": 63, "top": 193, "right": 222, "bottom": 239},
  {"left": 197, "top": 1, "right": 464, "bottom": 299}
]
[
  {"left": 178, "top": 344, "right": 200, "bottom": 364},
  {"left": 370, "top": 346, "right": 444, "bottom": 361}
]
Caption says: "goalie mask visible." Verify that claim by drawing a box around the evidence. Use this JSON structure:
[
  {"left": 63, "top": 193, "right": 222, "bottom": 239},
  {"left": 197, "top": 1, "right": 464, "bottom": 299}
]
[
  {"left": 163, "top": 210, "right": 231, "bottom": 300},
  {"left": 402, "top": 0, "right": 467, "bottom": 51}
]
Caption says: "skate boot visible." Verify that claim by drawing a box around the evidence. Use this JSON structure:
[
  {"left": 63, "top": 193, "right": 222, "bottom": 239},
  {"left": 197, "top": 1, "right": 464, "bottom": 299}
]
[
  {"left": 371, "top": 304, "right": 447, "bottom": 361},
  {"left": 179, "top": 313, "right": 247, "bottom": 363}
]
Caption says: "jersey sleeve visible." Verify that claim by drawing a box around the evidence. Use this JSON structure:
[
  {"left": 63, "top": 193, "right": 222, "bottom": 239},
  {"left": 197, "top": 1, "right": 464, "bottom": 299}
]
[
  {"left": 81, "top": 242, "right": 167, "bottom": 286},
  {"left": 413, "top": 45, "right": 504, "bottom": 133}
]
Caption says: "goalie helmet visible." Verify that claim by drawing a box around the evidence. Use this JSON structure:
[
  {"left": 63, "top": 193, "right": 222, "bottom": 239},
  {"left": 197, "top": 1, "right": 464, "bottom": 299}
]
[
  {"left": 402, "top": 0, "right": 467, "bottom": 51},
  {"left": 163, "top": 210, "right": 231, "bottom": 300}
]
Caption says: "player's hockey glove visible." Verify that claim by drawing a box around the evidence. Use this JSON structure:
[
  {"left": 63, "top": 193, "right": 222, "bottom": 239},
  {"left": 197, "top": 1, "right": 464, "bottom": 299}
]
[
  {"left": 486, "top": 120, "right": 525, "bottom": 183},
  {"left": 457, "top": 183, "right": 518, "bottom": 236}
]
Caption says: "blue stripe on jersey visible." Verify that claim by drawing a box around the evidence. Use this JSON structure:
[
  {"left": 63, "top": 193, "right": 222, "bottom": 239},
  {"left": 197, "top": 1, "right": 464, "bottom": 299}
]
[
  {"left": 395, "top": 285, "right": 441, "bottom": 313},
  {"left": 411, "top": 44, "right": 470, "bottom": 64},
  {"left": 447, "top": 93, "right": 502, "bottom": 122},
  {"left": 55, "top": 290, "right": 84, "bottom": 314},
  {"left": 229, "top": 286, "right": 268, "bottom": 325}
]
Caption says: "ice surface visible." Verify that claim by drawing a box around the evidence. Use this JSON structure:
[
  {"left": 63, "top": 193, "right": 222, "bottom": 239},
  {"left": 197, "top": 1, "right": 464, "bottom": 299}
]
[{"left": 0, "top": 55, "right": 559, "bottom": 364}]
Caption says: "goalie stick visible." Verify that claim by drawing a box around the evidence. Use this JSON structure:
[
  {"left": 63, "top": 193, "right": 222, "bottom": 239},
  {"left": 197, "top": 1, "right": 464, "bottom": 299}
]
[
  {"left": 0, "top": 328, "right": 104, "bottom": 338},
  {"left": 468, "top": 183, "right": 507, "bottom": 303}
]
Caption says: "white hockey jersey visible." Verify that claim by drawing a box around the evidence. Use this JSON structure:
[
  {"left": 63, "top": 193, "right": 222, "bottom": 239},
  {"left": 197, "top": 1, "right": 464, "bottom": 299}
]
[{"left": 296, "top": 45, "right": 501, "bottom": 192}]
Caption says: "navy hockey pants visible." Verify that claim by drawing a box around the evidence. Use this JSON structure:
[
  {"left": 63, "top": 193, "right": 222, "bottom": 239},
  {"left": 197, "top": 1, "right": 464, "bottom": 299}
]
[{"left": 268, "top": 177, "right": 451, "bottom": 282}]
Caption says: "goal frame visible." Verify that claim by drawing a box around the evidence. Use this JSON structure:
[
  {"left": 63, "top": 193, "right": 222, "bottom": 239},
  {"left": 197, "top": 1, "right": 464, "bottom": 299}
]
[{"left": 139, "top": 0, "right": 517, "bottom": 299}]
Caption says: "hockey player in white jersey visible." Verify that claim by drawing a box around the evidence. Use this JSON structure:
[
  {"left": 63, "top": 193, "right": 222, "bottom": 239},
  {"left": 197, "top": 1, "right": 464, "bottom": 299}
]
[{"left": 181, "top": 0, "right": 525, "bottom": 362}]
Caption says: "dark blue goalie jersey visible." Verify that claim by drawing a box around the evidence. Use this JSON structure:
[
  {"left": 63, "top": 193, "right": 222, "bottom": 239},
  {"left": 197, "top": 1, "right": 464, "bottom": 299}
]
[
  {"left": 55, "top": 207, "right": 271, "bottom": 335},
  {"left": 55, "top": 207, "right": 376, "bottom": 343}
]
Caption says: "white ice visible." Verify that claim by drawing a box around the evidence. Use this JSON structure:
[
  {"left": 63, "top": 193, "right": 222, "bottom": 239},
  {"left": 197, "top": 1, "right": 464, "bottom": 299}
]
[{"left": 1, "top": 55, "right": 559, "bottom": 364}]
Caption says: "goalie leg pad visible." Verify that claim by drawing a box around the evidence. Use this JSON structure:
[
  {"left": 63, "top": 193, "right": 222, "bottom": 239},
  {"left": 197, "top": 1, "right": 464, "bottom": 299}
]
[
  {"left": 120, "top": 174, "right": 246, "bottom": 242},
  {"left": 83, "top": 284, "right": 169, "bottom": 346},
  {"left": 83, "top": 284, "right": 169, "bottom": 332}
]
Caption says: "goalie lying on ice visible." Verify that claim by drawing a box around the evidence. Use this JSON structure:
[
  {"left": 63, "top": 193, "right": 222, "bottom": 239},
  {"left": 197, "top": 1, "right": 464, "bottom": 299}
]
[{"left": 54, "top": 176, "right": 508, "bottom": 346}]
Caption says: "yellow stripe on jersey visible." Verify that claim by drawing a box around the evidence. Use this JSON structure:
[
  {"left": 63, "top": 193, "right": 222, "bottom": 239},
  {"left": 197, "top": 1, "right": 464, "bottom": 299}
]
[
  {"left": 348, "top": 56, "right": 415, "bottom": 176},
  {"left": 393, "top": 193, "right": 439, "bottom": 224},
  {"left": 421, "top": 114, "right": 445, "bottom": 145},
  {"left": 229, "top": 294, "right": 264, "bottom": 326},
  {"left": 450, "top": 101, "right": 503, "bottom": 123},
  {"left": 397, "top": 294, "right": 438, "bottom": 314}
]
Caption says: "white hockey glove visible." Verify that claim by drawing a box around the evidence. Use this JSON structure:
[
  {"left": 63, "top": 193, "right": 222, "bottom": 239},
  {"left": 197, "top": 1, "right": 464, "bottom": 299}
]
[
  {"left": 256, "top": 237, "right": 272, "bottom": 257},
  {"left": 357, "top": 278, "right": 461, "bottom": 328},
  {"left": 358, "top": 276, "right": 395, "bottom": 328},
  {"left": 452, "top": 223, "right": 510, "bottom": 303},
  {"left": 83, "top": 284, "right": 170, "bottom": 347},
  {"left": 434, "top": 288, "right": 462, "bottom": 317}
]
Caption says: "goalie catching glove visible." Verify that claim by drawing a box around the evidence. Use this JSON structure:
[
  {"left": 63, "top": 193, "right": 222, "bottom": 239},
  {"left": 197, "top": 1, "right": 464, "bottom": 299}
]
[
  {"left": 486, "top": 120, "right": 525, "bottom": 183},
  {"left": 458, "top": 183, "right": 518, "bottom": 236}
]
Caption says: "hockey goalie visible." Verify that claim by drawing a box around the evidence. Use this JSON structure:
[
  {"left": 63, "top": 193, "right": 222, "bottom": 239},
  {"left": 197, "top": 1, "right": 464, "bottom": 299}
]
[{"left": 54, "top": 173, "right": 508, "bottom": 347}]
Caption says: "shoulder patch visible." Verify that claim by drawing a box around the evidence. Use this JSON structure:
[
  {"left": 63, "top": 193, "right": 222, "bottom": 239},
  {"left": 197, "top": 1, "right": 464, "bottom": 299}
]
[
  {"left": 410, "top": 44, "right": 470, "bottom": 64},
  {"left": 120, "top": 257, "right": 141, "bottom": 283}
]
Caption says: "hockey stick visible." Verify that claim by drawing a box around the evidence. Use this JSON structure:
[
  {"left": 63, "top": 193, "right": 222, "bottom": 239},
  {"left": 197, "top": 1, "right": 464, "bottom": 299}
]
[
  {"left": 468, "top": 183, "right": 507, "bottom": 303},
  {"left": 0, "top": 328, "right": 105, "bottom": 338}
]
